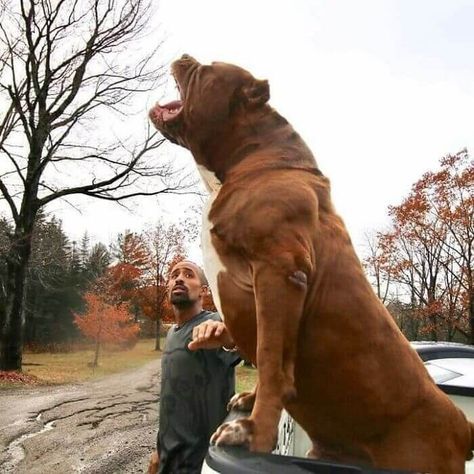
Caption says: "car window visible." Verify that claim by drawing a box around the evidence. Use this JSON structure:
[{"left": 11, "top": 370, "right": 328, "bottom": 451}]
[{"left": 425, "top": 362, "right": 462, "bottom": 384}]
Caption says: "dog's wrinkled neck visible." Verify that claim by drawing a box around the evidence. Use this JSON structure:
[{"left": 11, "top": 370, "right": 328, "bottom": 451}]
[{"left": 191, "top": 108, "right": 317, "bottom": 186}]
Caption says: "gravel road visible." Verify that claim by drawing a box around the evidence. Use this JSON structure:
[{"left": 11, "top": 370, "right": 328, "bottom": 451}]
[{"left": 0, "top": 359, "right": 160, "bottom": 473}]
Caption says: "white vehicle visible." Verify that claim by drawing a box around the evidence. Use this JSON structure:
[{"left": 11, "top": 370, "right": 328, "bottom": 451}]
[
  {"left": 412, "top": 342, "right": 474, "bottom": 474},
  {"left": 203, "top": 341, "right": 474, "bottom": 473}
]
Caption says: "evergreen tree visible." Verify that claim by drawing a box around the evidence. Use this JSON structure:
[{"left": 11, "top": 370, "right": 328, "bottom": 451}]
[
  {"left": 84, "top": 243, "right": 111, "bottom": 281},
  {"left": 24, "top": 216, "right": 82, "bottom": 347},
  {"left": 79, "top": 232, "right": 91, "bottom": 274}
]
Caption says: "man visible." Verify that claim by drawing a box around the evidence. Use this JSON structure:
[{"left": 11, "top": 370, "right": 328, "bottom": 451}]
[{"left": 149, "top": 260, "right": 240, "bottom": 474}]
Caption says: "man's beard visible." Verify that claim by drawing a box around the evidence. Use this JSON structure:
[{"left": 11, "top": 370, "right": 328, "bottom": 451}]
[{"left": 170, "top": 293, "right": 195, "bottom": 308}]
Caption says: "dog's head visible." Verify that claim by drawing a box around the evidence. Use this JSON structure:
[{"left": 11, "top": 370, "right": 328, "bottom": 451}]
[{"left": 149, "top": 55, "right": 270, "bottom": 174}]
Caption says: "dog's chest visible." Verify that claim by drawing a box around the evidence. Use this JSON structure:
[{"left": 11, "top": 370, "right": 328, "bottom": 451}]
[
  {"left": 201, "top": 192, "right": 227, "bottom": 319},
  {"left": 198, "top": 165, "right": 227, "bottom": 320}
]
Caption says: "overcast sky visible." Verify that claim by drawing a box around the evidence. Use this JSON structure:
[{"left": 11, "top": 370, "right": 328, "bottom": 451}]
[{"left": 51, "top": 0, "right": 474, "bottom": 260}]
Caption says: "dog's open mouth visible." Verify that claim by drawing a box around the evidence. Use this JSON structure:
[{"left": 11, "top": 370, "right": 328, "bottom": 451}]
[
  {"left": 150, "top": 72, "right": 185, "bottom": 125},
  {"left": 150, "top": 99, "right": 183, "bottom": 123}
]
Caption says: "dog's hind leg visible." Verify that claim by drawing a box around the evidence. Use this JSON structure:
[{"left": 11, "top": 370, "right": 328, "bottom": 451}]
[
  {"left": 307, "top": 439, "right": 374, "bottom": 466},
  {"left": 212, "top": 257, "right": 307, "bottom": 452}
]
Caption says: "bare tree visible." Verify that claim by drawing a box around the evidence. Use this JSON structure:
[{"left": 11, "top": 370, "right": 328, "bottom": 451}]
[
  {"left": 0, "top": 0, "right": 189, "bottom": 370},
  {"left": 365, "top": 151, "right": 473, "bottom": 343},
  {"left": 362, "top": 231, "right": 394, "bottom": 304}
]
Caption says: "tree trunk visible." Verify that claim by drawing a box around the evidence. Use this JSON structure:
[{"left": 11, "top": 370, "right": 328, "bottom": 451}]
[
  {"left": 154, "top": 318, "right": 161, "bottom": 351},
  {"left": 24, "top": 282, "right": 38, "bottom": 346},
  {"left": 470, "top": 289, "right": 474, "bottom": 345},
  {"left": 409, "top": 288, "right": 419, "bottom": 340},
  {"left": 0, "top": 230, "right": 33, "bottom": 371},
  {"left": 429, "top": 315, "right": 438, "bottom": 341},
  {"left": 92, "top": 339, "right": 100, "bottom": 367},
  {"left": 427, "top": 291, "right": 438, "bottom": 341}
]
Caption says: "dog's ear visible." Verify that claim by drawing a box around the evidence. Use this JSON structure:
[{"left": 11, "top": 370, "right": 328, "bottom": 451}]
[
  {"left": 241, "top": 79, "right": 270, "bottom": 108},
  {"left": 230, "top": 78, "right": 270, "bottom": 113},
  {"left": 233, "top": 79, "right": 270, "bottom": 109}
]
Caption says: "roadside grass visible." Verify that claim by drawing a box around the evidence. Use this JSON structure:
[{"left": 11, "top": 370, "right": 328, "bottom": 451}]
[
  {"left": 0, "top": 338, "right": 161, "bottom": 388},
  {"left": 1, "top": 338, "right": 257, "bottom": 394},
  {"left": 235, "top": 363, "right": 257, "bottom": 393}
]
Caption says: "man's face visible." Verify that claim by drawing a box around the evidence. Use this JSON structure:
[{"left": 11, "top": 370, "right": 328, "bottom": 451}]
[{"left": 168, "top": 262, "right": 206, "bottom": 307}]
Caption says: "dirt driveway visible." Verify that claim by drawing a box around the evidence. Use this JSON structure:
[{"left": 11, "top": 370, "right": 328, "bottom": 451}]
[{"left": 0, "top": 359, "right": 160, "bottom": 473}]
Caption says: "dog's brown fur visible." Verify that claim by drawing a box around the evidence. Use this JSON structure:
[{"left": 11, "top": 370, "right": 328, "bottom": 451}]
[{"left": 150, "top": 55, "right": 474, "bottom": 473}]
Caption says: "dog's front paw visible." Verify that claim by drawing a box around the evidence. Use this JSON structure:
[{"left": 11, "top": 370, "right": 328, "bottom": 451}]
[
  {"left": 211, "top": 418, "right": 276, "bottom": 452},
  {"left": 227, "top": 391, "right": 256, "bottom": 412},
  {"left": 211, "top": 418, "right": 253, "bottom": 447}
]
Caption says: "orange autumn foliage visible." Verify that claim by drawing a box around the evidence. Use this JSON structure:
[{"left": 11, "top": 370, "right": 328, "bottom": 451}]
[
  {"left": 365, "top": 149, "right": 473, "bottom": 342},
  {"left": 138, "top": 284, "right": 174, "bottom": 324},
  {"left": 105, "top": 263, "right": 143, "bottom": 304},
  {"left": 202, "top": 291, "right": 217, "bottom": 312},
  {"left": 74, "top": 292, "right": 140, "bottom": 345}
]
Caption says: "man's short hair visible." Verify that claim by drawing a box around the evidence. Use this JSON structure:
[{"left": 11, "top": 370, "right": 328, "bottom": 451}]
[{"left": 176, "top": 260, "right": 209, "bottom": 286}]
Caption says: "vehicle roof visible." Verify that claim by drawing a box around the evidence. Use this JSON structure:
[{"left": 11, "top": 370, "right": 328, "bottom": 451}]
[
  {"left": 409, "top": 342, "right": 474, "bottom": 394},
  {"left": 410, "top": 341, "right": 474, "bottom": 361},
  {"left": 411, "top": 340, "right": 474, "bottom": 349}
]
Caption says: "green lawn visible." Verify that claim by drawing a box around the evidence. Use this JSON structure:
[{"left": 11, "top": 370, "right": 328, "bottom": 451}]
[
  {"left": 17, "top": 338, "right": 160, "bottom": 386},
  {"left": 235, "top": 364, "right": 257, "bottom": 393},
  {"left": 1, "top": 338, "right": 257, "bottom": 393}
]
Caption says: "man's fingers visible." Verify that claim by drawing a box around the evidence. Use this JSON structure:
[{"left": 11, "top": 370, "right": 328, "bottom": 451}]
[
  {"left": 188, "top": 338, "right": 212, "bottom": 351},
  {"left": 188, "top": 321, "right": 226, "bottom": 351},
  {"left": 204, "top": 323, "right": 216, "bottom": 340},
  {"left": 215, "top": 325, "right": 224, "bottom": 337},
  {"left": 193, "top": 322, "right": 221, "bottom": 341},
  {"left": 193, "top": 323, "right": 207, "bottom": 341},
  {"left": 199, "top": 323, "right": 213, "bottom": 340}
]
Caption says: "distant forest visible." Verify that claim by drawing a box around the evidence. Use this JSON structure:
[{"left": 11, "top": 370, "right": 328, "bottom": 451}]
[{"left": 0, "top": 213, "right": 199, "bottom": 350}]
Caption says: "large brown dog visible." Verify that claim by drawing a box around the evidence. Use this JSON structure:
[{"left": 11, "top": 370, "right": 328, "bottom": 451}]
[{"left": 149, "top": 55, "right": 474, "bottom": 473}]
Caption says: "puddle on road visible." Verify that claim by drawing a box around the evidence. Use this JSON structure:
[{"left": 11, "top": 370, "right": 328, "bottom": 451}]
[{"left": 2, "top": 416, "right": 56, "bottom": 473}]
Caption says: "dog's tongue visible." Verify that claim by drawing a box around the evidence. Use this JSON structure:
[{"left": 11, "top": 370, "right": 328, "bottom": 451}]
[{"left": 152, "top": 100, "right": 183, "bottom": 122}]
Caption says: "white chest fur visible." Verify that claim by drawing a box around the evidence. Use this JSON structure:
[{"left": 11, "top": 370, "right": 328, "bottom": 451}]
[
  {"left": 197, "top": 165, "right": 227, "bottom": 320},
  {"left": 197, "top": 164, "right": 222, "bottom": 194}
]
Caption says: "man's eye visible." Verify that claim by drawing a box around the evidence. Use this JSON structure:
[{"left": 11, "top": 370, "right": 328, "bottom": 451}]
[{"left": 185, "top": 273, "right": 193, "bottom": 278}]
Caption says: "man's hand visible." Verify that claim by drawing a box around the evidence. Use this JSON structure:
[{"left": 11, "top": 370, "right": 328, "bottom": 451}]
[{"left": 188, "top": 320, "right": 236, "bottom": 351}]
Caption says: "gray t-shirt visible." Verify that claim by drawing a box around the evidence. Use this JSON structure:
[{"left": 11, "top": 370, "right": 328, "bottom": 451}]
[{"left": 157, "top": 311, "right": 240, "bottom": 474}]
